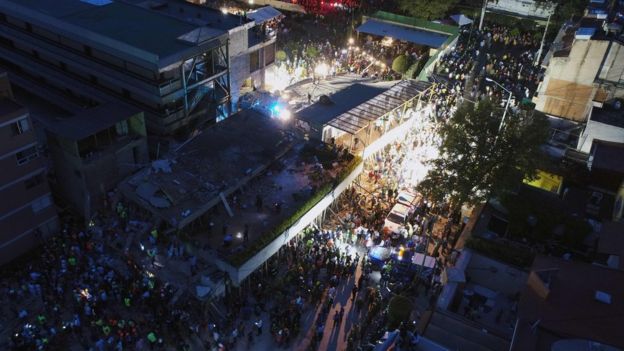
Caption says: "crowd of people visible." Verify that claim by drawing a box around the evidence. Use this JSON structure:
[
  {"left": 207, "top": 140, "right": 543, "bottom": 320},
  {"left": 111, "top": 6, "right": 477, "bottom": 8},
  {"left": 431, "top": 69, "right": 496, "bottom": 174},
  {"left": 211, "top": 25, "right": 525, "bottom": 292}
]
[
  {"left": 0, "top": 10, "right": 552, "bottom": 351},
  {"left": 434, "top": 22, "right": 545, "bottom": 113},
  {"left": 1, "top": 204, "right": 214, "bottom": 350}
]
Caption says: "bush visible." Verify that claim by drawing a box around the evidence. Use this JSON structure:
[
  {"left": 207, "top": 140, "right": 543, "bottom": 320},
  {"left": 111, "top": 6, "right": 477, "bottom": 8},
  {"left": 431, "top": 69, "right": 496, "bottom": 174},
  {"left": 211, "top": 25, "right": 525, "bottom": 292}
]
[
  {"left": 405, "top": 59, "right": 427, "bottom": 79},
  {"left": 276, "top": 50, "right": 287, "bottom": 62},
  {"left": 392, "top": 54, "right": 410, "bottom": 74},
  {"left": 305, "top": 46, "right": 320, "bottom": 59},
  {"left": 387, "top": 295, "right": 412, "bottom": 330}
]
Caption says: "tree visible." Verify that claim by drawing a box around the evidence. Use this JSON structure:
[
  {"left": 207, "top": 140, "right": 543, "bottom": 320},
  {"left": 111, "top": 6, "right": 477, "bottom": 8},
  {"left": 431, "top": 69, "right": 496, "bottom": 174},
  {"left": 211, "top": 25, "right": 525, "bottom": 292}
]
[
  {"left": 418, "top": 99, "right": 549, "bottom": 209},
  {"left": 392, "top": 54, "right": 410, "bottom": 75},
  {"left": 387, "top": 295, "right": 413, "bottom": 330},
  {"left": 276, "top": 50, "right": 287, "bottom": 62},
  {"left": 397, "top": 0, "right": 458, "bottom": 20}
]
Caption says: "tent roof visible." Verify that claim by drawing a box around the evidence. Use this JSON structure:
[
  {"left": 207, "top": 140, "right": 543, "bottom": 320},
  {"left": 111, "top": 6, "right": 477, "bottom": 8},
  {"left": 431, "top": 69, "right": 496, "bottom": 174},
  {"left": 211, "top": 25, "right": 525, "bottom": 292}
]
[
  {"left": 450, "top": 14, "right": 473, "bottom": 26},
  {"left": 356, "top": 19, "right": 451, "bottom": 48},
  {"left": 247, "top": 6, "right": 282, "bottom": 24}
]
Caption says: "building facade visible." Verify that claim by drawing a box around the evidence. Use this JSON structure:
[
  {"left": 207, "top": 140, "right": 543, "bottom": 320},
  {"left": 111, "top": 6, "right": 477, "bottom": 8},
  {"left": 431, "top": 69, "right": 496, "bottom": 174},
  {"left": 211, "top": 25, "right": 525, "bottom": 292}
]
[
  {"left": 0, "top": 80, "right": 58, "bottom": 264},
  {"left": 0, "top": 0, "right": 278, "bottom": 135},
  {"left": 534, "top": 2, "right": 624, "bottom": 122},
  {"left": 0, "top": 0, "right": 233, "bottom": 135}
]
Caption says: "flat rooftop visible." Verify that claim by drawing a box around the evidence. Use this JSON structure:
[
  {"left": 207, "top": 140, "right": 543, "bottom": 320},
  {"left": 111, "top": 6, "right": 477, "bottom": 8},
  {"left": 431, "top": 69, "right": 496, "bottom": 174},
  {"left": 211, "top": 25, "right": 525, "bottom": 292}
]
[
  {"left": 591, "top": 104, "right": 624, "bottom": 128},
  {"left": 120, "top": 110, "right": 295, "bottom": 228},
  {"left": 3, "top": 0, "right": 227, "bottom": 58},
  {"left": 40, "top": 102, "right": 142, "bottom": 140},
  {"left": 515, "top": 256, "right": 624, "bottom": 350}
]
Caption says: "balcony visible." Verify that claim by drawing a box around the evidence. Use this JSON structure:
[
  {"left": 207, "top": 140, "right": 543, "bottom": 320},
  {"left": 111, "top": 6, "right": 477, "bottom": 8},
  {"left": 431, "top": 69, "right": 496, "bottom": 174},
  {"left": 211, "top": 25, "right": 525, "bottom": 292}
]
[{"left": 248, "top": 26, "right": 277, "bottom": 49}]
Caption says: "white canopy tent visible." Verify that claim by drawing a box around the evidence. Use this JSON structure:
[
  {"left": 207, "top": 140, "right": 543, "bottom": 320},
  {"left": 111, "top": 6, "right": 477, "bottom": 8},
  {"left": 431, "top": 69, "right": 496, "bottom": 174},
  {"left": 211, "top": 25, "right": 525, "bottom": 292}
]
[{"left": 450, "top": 14, "right": 473, "bottom": 27}]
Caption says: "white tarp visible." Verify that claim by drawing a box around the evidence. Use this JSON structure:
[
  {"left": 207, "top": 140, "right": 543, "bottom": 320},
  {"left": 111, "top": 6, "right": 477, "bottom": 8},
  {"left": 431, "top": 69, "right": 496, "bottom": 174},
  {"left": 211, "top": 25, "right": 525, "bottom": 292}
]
[
  {"left": 247, "top": 6, "right": 283, "bottom": 24},
  {"left": 450, "top": 14, "right": 473, "bottom": 27},
  {"left": 411, "top": 252, "right": 436, "bottom": 268}
]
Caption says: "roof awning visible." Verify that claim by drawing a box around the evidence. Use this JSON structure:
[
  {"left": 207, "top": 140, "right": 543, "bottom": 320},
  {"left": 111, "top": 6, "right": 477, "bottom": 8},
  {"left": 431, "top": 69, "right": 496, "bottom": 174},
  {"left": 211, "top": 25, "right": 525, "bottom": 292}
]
[
  {"left": 450, "top": 14, "right": 473, "bottom": 26},
  {"left": 247, "top": 6, "right": 283, "bottom": 24},
  {"left": 327, "top": 80, "right": 431, "bottom": 135},
  {"left": 356, "top": 19, "right": 450, "bottom": 48}
]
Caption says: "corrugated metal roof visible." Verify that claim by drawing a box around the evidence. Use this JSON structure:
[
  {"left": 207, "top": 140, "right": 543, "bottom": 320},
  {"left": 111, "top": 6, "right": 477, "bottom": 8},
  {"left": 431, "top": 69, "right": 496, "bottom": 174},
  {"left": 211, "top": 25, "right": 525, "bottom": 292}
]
[{"left": 327, "top": 80, "right": 431, "bottom": 134}]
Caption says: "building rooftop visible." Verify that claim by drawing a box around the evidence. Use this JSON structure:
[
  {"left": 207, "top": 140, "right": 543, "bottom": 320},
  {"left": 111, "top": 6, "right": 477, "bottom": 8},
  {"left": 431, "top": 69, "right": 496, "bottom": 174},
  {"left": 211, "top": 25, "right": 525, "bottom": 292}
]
[
  {"left": 597, "top": 221, "right": 624, "bottom": 269},
  {"left": 514, "top": 256, "right": 624, "bottom": 350},
  {"left": 591, "top": 103, "right": 624, "bottom": 128},
  {"left": 37, "top": 102, "right": 143, "bottom": 140},
  {"left": 120, "top": 109, "right": 295, "bottom": 229},
  {"left": 591, "top": 140, "right": 624, "bottom": 173},
  {"left": 3, "top": 0, "right": 227, "bottom": 59},
  {"left": 124, "top": 0, "right": 252, "bottom": 30}
]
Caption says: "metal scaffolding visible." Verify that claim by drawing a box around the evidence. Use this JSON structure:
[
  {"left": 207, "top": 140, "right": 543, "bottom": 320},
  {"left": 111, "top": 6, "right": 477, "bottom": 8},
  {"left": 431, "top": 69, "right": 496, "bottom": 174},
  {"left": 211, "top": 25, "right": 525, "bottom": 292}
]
[{"left": 180, "top": 38, "right": 231, "bottom": 124}]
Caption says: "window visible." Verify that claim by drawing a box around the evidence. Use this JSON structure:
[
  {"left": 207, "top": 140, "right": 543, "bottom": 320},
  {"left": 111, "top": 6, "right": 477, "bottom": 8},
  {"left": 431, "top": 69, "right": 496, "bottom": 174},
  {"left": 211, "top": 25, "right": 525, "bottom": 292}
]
[
  {"left": 11, "top": 118, "right": 30, "bottom": 135},
  {"left": 15, "top": 146, "right": 39, "bottom": 165},
  {"left": 31, "top": 195, "right": 52, "bottom": 213},
  {"left": 24, "top": 172, "right": 44, "bottom": 189}
]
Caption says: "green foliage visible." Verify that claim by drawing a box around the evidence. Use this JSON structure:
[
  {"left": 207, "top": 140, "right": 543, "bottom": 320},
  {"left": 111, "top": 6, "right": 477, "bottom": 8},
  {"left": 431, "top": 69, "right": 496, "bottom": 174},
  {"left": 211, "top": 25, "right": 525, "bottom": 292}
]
[
  {"left": 305, "top": 46, "right": 320, "bottom": 59},
  {"left": 228, "top": 156, "right": 362, "bottom": 266},
  {"left": 276, "top": 50, "right": 287, "bottom": 62},
  {"left": 501, "top": 193, "right": 592, "bottom": 249},
  {"left": 465, "top": 237, "right": 535, "bottom": 267},
  {"left": 405, "top": 59, "right": 426, "bottom": 79},
  {"left": 397, "top": 0, "right": 458, "bottom": 20},
  {"left": 418, "top": 99, "right": 549, "bottom": 209},
  {"left": 387, "top": 295, "right": 413, "bottom": 330},
  {"left": 510, "top": 28, "right": 521, "bottom": 37},
  {"left": 392, "top": 54, "right": 410, "bottom": 74},
  {"left": 554, "top": 0, "right": 587, "bottom": 22}
]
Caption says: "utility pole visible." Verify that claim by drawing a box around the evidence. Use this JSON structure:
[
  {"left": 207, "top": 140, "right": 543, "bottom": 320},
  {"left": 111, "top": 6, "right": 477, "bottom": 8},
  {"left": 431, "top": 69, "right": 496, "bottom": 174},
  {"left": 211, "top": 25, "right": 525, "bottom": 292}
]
[
  {"left": 478, "top": 0, "right": 487, "bottom": 31},
  {"left": 535, "top": 14, "right": 551, "bottom": 66}
]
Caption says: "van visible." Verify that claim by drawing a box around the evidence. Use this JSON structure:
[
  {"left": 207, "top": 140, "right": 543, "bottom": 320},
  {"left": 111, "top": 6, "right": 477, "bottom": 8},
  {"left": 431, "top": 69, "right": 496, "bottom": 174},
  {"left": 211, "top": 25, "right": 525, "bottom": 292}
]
[{"left": 384, "top": 203, "right": 412, "bottom": 233}]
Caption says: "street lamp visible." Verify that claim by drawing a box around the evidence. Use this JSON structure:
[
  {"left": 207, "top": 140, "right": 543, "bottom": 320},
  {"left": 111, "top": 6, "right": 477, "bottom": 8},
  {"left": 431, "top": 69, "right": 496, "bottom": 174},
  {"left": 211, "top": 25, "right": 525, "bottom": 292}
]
[{"left": 485, "top": 77, "right": 512, "bottom": 133}]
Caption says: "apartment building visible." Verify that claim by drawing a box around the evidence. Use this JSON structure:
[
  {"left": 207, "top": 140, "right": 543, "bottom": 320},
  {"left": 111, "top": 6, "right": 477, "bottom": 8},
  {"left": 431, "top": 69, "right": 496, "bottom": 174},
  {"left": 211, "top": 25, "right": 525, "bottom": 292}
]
[
  {"left": 0, "top": 0, "right": 278, "bottom": 136},
  {"left": 0, "top": 80, "right": 58, "bottom": 264},
  {"left": 533, "top": 1, "right": 624, "bottom": 122}
]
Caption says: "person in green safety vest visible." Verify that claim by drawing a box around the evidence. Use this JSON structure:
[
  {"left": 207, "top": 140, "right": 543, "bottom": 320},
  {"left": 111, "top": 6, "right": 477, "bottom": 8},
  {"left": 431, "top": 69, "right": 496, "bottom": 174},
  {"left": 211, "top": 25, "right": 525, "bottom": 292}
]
[
  {"left": 150, "top": 228, "right": 158, "bottom": 239},
  {"left": 103, "top": 325, "right": 111, "bottom": 335},
  {"left": 147, "top": 331, "right": 157, "bottom": 343},
  {"left": 37, "top": 315, "right": 46, "bottom": 324},
  {"left": 68, "top": 257, "right": 77, "bottom": 266},
  {"left": 124, "top": 297, "right": 131, "bottom": 307}
]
